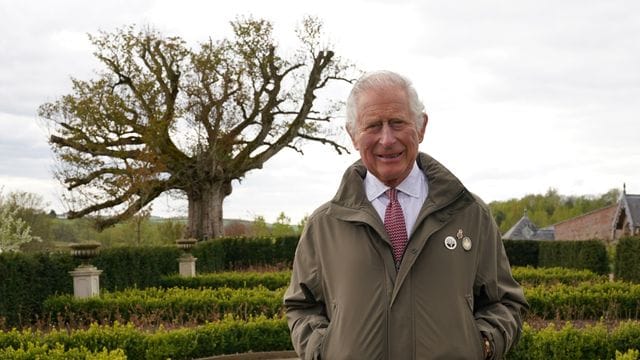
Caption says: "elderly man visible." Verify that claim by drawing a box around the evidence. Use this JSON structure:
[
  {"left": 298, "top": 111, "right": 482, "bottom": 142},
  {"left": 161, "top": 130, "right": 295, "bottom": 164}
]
[{"left": 284, "top": 70, "right": 527, "bottom": 360}]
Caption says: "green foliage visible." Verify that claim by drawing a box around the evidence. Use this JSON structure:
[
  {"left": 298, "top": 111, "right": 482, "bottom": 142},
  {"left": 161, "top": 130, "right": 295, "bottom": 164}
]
[
  {"left": 524, "top": 282, "right": 640, "bottom": 320},
  {"left": 509, "top": 321, "right": 640, "bottom": 360},
  {"left": 491, "top": 188, "right": 620, "bottom": 234},
  {"left": 92, "top": 246, "right": 181, "bottom": 291},
  {"left": 0, "top": 342, "right": 126, "bottom": 359},
  {"left": 616, "top": 349, "right": 640, "bottom": 360},
  {"left": 512, "top": 266, "right": 607, "bottom": 286},
  {"left": 193, "top": 235, "right": 299, "bottom": 271},
  {"left": 43, "top": 286, "right": 285, "bottom": 326},
  {"left": 0, "top": 192, "right": 38, "bottom": 252},
  {"left": 538, "top": 240, "right": 609, "bottom": 275},
  {"left": 503, "top": 240, "right": 539, "bottom": 267},
  {"left": 0, "top": 316, "right": 291, "bottom": 359},
  {"left": 159, "top": 270, "right": 291, "bottom": 290},
  {"left": 0, "top": 251, "right": 75, "bottom": 328},
  {"left": 615, "top": 237, "right": 640, "bottom": 283}
]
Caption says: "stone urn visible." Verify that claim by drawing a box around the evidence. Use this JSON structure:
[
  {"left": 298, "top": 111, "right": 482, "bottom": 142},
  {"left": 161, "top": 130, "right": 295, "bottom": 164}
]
[
  {"left": 176, "top": 238, "right": 198, "bottom": 277},
  {"left": 70, "top": 242, "right": 101, "bottom": 267},
  {"left": 176, "top": 238, "right": 197, "bottom": 254},
  {"left": 68, "top": 242, "right": 102, "bottom": 298}
]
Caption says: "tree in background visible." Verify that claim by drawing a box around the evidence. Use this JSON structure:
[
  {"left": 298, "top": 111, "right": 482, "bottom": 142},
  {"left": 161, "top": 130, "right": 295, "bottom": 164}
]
[
  {"left": 0, "top": 190, "right": 40, "bottom": 252},
  {"left": 490, "top": 188, "right": 621, "bottom": 234},
  {"left": 40, "top": 17, "right": 353, "bottom": 240}
]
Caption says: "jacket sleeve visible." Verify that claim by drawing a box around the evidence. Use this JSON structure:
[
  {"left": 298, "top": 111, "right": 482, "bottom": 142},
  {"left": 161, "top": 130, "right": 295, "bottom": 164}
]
[
  {"left": 283, "top": 224, "right": 328, "bottom": 360},
  {"left": 473, "top": 211, "right": 529, "bottom": 360}
]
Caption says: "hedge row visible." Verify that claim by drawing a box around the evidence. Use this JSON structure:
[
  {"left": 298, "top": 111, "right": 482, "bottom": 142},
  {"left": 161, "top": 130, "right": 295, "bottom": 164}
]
[
  {"left": 508, "top": 321, "right": 640, "bottom": 360},
  {"left": 512, "top": 266, "right": 607, "bottom": 286},
  {"left": 159, "top": 270, "right": 291, "bottom": 291},
  {"left": 43, "top": 279, "right": 640, "bottom": 327},
  {"left": 616, "top": 237, "right": 640, "bottom": 283},
  {"left": 0, "top": 316, "right": 291, "bottom": 360},
  {"left": 44, "top": 286, "right": 286, "bottom": 327},
  {"left": 503, "top": 239, "right": 610, "bottom": 275},
  {"left": 0, "top": 343, "right": 125, "bottom": 359},
  {"left": 0, "top": 235, "right": 297, "bottom": 328},
  {"left": 160, "top": 267, "right": 604, "bottom": 291},
  {"left": 525, "top": 282, "right": 640, "bottom": 320},
  {"left": 2, "top": 318, "right": 640, "bottom": 359}
]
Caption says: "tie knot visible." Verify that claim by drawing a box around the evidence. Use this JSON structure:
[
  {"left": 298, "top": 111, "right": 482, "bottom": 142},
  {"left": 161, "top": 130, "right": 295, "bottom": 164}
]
[{"left": 387, "top": 188, "right": 398, "bottom": 202}]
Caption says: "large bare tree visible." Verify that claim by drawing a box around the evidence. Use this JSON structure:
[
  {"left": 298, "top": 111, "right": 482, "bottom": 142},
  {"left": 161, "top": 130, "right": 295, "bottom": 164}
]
[{"left": 40, "top": 18, "right": 353, "bottom": 240}]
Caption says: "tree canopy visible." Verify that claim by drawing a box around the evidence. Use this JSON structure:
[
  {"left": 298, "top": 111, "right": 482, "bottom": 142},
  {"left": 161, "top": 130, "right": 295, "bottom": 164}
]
[
  {"left": 490, "top": 187, "right": 621, "bottom": 234},
  {"left": 40, "top": 17, "right": 353, "bottom": 240}
]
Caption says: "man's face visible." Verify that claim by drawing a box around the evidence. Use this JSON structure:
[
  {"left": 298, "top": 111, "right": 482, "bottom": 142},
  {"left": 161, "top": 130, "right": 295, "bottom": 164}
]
[{"left": 349, "top": 86, "right": 427, "bottom": 187}]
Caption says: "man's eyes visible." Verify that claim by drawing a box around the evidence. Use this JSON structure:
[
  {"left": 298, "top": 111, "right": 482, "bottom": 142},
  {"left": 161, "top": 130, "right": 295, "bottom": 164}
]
[{"left": 363, "top": 120, "right": 407, "bottom": 131}]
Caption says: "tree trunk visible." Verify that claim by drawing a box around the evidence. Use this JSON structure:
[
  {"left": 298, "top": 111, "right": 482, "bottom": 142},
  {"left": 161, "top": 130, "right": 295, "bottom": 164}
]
[{"left": 186, "top": 181, "right": 231, "bottom": 240}]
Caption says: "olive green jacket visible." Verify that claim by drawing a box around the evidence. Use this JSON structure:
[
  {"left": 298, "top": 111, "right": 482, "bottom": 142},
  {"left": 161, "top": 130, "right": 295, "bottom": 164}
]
[{"left": 284, "top": 153, "right": 528, "bottom": 360}]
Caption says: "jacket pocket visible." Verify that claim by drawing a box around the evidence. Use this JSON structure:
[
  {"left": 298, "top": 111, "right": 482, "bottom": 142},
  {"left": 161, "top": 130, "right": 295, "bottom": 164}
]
[
  {"left": 464, "top": 294, "right": 485, "bottom": 359},
  {"left": 320, "top": 302, "right": 339, "bottom": 359}
]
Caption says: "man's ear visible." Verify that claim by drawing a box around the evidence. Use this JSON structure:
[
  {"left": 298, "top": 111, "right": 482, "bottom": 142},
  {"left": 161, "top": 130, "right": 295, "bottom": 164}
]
[
  {"left": 418, "top": 113, "right": 428, "bottom": 142},
  {"left": 346, "top": 125, "right": 359, "bottom": 150}
]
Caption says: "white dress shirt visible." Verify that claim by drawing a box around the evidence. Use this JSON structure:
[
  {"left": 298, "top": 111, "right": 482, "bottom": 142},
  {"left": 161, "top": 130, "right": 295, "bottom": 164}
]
[{"left": 364, "top": 161, "right": 428, "bottom": 236}]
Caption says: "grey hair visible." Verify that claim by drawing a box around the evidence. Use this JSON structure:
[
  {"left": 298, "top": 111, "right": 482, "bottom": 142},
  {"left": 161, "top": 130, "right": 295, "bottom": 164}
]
[{"left": 345, "top": 70, "right": 426, "bottom": 134}]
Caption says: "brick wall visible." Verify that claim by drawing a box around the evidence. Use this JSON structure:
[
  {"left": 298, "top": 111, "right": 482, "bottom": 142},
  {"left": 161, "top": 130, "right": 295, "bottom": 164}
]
[{"left": 554, "top": 204, "right": 618, "bottom": 241}]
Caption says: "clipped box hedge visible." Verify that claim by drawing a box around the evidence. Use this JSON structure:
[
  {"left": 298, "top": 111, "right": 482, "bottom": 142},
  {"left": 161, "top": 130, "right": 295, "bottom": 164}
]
[
  {"left": 2, "top": 318, "right": 640, "bottom": 359},
  {"left": 509, "top": 321, "right": 640, "bottom": 360},
  {"left": 512, "top": 266, "right": 607, "bottom": 286},
  {"left": 43, "top": 286, "right": 286, "bottom": 327},
  {"left": 159, "top": 270, "right": 291, "bottom": 290},
  {"left": 524, "top": 282, "right": 640, "bottom": 320},
  {"left": 0, "top": 316, "right": 291, "bottom": 360},
  {"left": 0, "top": 343, "right": 126, "bottom": 360}
]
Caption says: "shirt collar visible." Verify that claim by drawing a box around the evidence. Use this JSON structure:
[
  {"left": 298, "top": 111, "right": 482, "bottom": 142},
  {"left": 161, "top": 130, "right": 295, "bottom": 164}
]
[{"left": 365, "top": 161, "right": 423, "bottom": 201}]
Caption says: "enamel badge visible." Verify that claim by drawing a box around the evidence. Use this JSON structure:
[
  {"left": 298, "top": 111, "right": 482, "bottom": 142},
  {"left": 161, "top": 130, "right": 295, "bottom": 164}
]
[
  {"left": 462, "top": 236, "right": 472, "bottom": 251},
  {"left": 444, "top": 236, "right": 457, "bottom": 250}
]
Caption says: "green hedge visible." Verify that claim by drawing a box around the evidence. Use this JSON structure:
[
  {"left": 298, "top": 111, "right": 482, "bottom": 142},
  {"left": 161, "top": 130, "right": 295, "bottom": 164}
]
[
  {"left": 525, "top": 282, "right": 640, "bottom": 320},
  {"left": 159, "top": 270, "right": 291, "bottom": 291},
  {"left": 538, "top": 240, "right": 609, "bottom": 275},
  {"left": 503, "top": 240, "right": 540, "bottom": 267},
  {"left": 615, "top": 237, "right": 640, "bottom": 283},
  {"left": 0, "top": 251, "right": 75, "bottom": 328},
  {"left": 2, "top": 318, "right": 640, "bottom": 359},
  {"left": 0, "top": 316, "right": 291, "bottom": 360},
  {"left": 512, "top": 266, "right": 607, "bottom": 286},
  {"left": 193, "top": 236, "right": 298, "bottom": 271},
  {"left": 0, "top": 343, "right": 126, "bottom": 359},
  {"left": 509, "top": 321, "right": 640, "bottom": 360},
  {"left": 0, "top": 235, "right": 299, "bottom": 328},
  {"left": 43, "top": 286, "right": 286, "bottom": 326}
]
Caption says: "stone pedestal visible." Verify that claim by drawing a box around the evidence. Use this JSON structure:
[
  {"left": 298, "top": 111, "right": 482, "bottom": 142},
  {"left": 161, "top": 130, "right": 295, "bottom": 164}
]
[
  {"left": 69, "top": 265, "right": 103, "bottom": 298},
  {"left": 179, "top": 255, "right": 197, "bottom": 277}
]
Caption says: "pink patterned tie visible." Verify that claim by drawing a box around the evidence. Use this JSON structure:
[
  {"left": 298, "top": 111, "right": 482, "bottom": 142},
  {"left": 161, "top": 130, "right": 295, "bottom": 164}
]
[{"left": 384, "top": 188, "right": 408, "bottom": 269}]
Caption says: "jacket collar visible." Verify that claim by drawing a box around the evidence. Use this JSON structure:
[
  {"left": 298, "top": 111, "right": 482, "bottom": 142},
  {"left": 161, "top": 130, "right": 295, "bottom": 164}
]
[{"left": 329, "top": 152, "right": 467, "bottom": 216}]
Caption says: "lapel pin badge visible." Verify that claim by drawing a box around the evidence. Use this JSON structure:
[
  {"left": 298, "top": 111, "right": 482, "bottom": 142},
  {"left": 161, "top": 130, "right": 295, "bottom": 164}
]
[
  {"left": 462, "top": 236, "right": 472, "bottom": 251},
  {"left": 444, "top": 236, "right": 457, "bottom": 250}
]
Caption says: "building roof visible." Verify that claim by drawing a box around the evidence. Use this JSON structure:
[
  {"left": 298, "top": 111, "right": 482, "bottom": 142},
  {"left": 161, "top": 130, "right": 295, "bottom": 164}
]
[
  {"left": 621, "top": 193, "right": 640, "bottom": 228},
  {"left": 502, "top": 213, "right": 555, "bottom": 241}
]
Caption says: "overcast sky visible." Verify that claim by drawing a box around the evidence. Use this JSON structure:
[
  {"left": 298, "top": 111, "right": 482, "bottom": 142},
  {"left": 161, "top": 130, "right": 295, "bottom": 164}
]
[{"left": 1, "top": 0, "right": 639, "bottom": 223}]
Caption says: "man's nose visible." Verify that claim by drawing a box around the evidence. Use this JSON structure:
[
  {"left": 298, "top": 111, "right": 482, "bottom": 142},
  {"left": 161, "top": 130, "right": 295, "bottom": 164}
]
[{"left": 379, "top": 123, "right": 397, "bottom": 146}]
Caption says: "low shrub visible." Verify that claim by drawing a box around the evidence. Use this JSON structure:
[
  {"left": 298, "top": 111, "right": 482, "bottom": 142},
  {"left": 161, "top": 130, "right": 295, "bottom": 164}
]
[
  {"left": 159, "top": 271, "right": 291, "bottom": 290},
  {"left": 0, "top": 316, "right": 291, "bottom": 360},
  {"left": 512, "top": 266, "right": 607, "bottom": 286},
  {"left": 43, "top": 286, "right": 286, "bottom": 327},
  {"left": 525, "top": 282, "right": 640, "bottom": 320}
]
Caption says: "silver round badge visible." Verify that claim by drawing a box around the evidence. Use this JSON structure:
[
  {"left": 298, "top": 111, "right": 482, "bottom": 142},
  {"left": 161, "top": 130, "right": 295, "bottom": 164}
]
[
  {"left": 444, "top": 236, "right": 457, "bottom": 250},
  {"left": 462, "top": 236, "right": 472, "bottom": 251}
]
